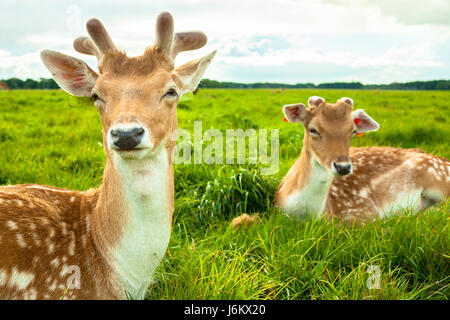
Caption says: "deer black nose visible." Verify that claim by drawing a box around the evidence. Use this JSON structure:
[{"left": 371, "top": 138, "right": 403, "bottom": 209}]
[
  {"left": 110, "top": 127, "right": 145, "bottom": 150},
  {"left": 333, "top": 162, "right": 352, "bottom": 176}
]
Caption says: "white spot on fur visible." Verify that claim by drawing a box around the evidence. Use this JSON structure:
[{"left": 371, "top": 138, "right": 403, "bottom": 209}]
[
  {"left": 23, "top": 287, "right": 37, "bottom": 300},
  {"left": 50, "top": 258, "right": 60, "bottom": 268},
  {"left": 61, "top": 223, "right": 68, "bottom": 236},
  {"left": 32, "top": 233, "right": 41, "bottom": 246},
  {"left": 16, "top": 234, "right": 26, "bottom": 247},
  {"left": 0, "top": 270, "right": 7, "bottom": 286},
  {"left": 49, "top": 280, "right": 57, "bottom": 292},
  {"left": 7, "top": 221, "right": 18, "bottom": 230},
  {"left": 403, "top": 158, "right": 416, "bottom": 169},
  {"left": 9, "top": 268, "right": 34, "bottom": 290},
  {"left": 359, "top": 188, "right": 369, "bottom": 198},
  {"left": 60, "top": 264, "right": 70, "bottom": 278},
  {"left": 68, "top": 236, "right": 75, "bottom": 256},
  {"left": 25, "top": 185, "right": 73, "bottom": 193}
]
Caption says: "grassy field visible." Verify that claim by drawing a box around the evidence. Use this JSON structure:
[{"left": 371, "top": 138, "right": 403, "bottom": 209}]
[{"left": 0, "top": 88, "right": 449, "bottom": 299}]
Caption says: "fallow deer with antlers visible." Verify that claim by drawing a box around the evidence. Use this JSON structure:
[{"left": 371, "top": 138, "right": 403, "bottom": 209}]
[
  {"left": 0, "top": 12, "right": 215, "bottom": 299},
  {"left": 275, "top": 96, "right": 449, "bottom": 223}
]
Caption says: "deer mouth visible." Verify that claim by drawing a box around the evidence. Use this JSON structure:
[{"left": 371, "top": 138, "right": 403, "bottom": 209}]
[
  {"left": 115, "top": 147, "right": 147, "bottom": 152},
  {"left": 114, "top": 147, "right": 150, "bottom": 159}
]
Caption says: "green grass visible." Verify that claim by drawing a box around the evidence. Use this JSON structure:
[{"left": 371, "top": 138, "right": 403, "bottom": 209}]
[
  {"left": 0, "top": 88, "right": 448, "bottom": 300},
  {"left": 151, "top": 206, "right": 449, "bottom": 299}
]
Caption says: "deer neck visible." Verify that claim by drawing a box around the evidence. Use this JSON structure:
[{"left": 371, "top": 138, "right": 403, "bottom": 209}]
[
  {"left": 91, "top": 140, "right": 174, "bottom": 299},
  {"left": 283, "top": 138, "right": 334, "bottom": 218}
]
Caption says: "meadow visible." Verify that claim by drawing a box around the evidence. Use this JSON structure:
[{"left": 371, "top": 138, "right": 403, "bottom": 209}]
[{"left": 0, "top": 88, "right": 448, "bottom": 299}]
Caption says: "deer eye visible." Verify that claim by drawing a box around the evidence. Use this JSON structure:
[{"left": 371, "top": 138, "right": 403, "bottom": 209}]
[
  {"left": 90, "top": 92, "right": 103, "bottom": 103},
  {"left": 164, "top": 88, "right": 178, "bottom": 99},
  {"left": 352, "top": 129, "right": 357, "bottom": 136},
  {"left": 309, "top": 128, "right": 320, "bottom": 137}
]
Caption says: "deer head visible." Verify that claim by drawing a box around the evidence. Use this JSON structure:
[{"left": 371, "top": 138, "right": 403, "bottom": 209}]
[
  {"left": 283, "top": 96, "right": 379, "bottom": 176},
  {"left": 41, "top": 12, "right": 215, "bottom": 160}
]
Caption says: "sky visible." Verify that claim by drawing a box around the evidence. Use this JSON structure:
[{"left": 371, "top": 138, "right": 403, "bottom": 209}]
[{"left": 0, "top": 0, "right": 449, "bottom": 84}]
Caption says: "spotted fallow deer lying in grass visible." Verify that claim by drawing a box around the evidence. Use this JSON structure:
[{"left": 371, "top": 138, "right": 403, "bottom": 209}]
[
  {"left": 0, "top": 12, "right": 215, "bottom": 299},
  {"left": 274, "top": 96, "right": 450, "bottom": 223}
]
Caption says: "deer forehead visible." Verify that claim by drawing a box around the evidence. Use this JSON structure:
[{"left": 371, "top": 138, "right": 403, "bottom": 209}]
[
  {"left": 96, "top": 70, "right": 179, "bottom": 98},
  {"left": 309, "top": 115, "right": 354, "bottom": 133},
  {"left": 310, "top": 102, "right": 353, "bottom": 120},
  {"left": 99, "top": 48, "right": 172, "bottom": 76},
  {"left": 309, "top": 103, "right": 354, "bottom": 128}
]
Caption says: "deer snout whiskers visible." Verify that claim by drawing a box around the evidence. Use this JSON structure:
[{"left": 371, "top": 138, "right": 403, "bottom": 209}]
[
  {"left": 110, "top": 127, "right": 144, "bottom": 150},
  {"left": 107, "top": 124, "right": 152, "bottom": 153}
]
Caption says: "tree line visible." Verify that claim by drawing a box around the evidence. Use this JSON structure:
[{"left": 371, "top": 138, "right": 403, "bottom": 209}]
[
  {"left": 198, "top": 79, "right": 450, "bottom": 90},
  {"left": 1, "top": 77, "right": 449, "bottom": 91},
  {"left": 1, "top": 78, "right": 59, "bottom": 89}
]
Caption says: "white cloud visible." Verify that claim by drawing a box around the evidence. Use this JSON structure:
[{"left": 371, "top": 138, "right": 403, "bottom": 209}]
[
  {"left": 323, "top": 0, "right": 450, "bottom": 26},
  {"left": 1, "top": 0, "right": 449, "bottom": 83},
  {"left": 0, "top": 49, "right": 45, "bottom": 79}
]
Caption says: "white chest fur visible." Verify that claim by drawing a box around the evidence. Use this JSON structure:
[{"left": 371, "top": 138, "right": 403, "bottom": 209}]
[
  {"left": 111, "top": 146, "right": 171, "bottom": 299},
  {"left": 282, "top": 157, "right": 333, "bottom": 219}
]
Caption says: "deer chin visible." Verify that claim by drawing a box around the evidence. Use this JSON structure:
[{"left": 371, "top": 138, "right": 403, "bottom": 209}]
[
  {"left": 114, "top": 137, "right": 169, "bottom": 160},
  {"left": 114, "top": 148, "right": 150, "bottom": 160},
  {"left": 108, "top": 135, "right": 155, "bottom": 160}
]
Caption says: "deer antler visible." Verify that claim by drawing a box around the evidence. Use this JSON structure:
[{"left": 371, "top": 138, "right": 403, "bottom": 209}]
[
  {"left": 155, "top": 12, "right": 208, "bottom": 62},
  {"left": 171, "top": 31, "right": 208, "bottom": 58},
  {"left": 154, "top": 12, "right": 175, "bottom": 56},
  {"left": 154, "top": 11, "right": 208, "bottom": 62},
  {"left": 73, "top": 18, "right": 117, "bottom": 62},
  {"left": 73, "top": 36, "right": 101, "bottom": 60},
  {"left": 73, "top": 12, "right": 208, "bottom": 64}
]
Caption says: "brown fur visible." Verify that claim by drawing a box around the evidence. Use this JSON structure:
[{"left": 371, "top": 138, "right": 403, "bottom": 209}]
[
  {"left": 275, "top": 99, "right": 450, "bottom": 223},
  {"left": 99, "top": 48, "right": 173, "bottom": 76},
  {"left": 231, "top": 214, "right": 260, "bottom": 229},
  {"left": 0, "top": 185, "right": 118, "bottom": 299},
  {"left": 326, "top": 147, "right": 450, "bottom": 223},
  {"left": 2, "top": 13, "right": 214, "bottom": 299}
]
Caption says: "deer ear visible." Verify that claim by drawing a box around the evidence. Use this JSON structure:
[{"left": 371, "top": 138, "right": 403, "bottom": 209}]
[
  {"left": 283, "top": 103, "right": 308, "bottom": 124},
  {"left": 351, "top": 109, "right": 380, "bottom": 133},
  {"left": 174, "top": 50, "right": 216, "bottom": 94},
  {"left": 41, "top": 50, "right": 98, "bottom": 97},
  {"left": 338, "top": 97, "right": 354, "bottom": 107},
  {"left": 308, "top": 96, "right": 325, "bottom": 108}
]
